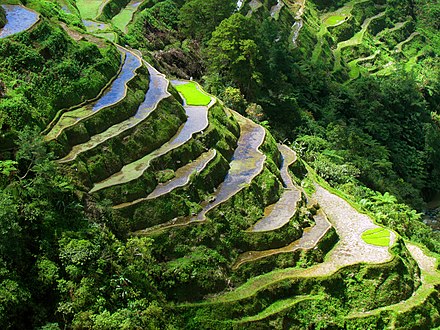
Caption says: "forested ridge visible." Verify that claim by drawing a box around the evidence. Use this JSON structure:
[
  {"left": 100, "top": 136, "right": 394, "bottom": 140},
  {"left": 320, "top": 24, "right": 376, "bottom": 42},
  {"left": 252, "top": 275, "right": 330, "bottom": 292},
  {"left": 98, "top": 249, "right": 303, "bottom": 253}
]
[{"left": 0, "top": 0, "right": 440, "bottom": 329}]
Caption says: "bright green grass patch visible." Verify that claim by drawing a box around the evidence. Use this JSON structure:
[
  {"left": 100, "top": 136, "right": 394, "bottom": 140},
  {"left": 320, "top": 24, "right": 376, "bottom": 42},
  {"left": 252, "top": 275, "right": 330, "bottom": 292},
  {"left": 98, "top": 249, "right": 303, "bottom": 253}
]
[
  {"left": 174, "top": 82, "right": 211, "bottom": 106},
  {"left": 76, "top": 0, "right": 102, "bottom": 19},
  {"left": 325, "top": 15, "right": 346, "bottom": 26},
  {"left": 112, "top": 9, "right": 132, "bottom": 32},
  {"left": 361, "top": 228, "right": 391, "bottom": 247}
]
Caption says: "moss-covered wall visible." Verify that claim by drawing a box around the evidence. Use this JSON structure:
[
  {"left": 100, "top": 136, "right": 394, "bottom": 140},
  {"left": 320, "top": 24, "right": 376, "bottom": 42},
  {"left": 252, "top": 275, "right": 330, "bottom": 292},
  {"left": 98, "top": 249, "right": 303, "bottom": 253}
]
[
  {"left": 176, "top": 239, "right": 420, "bottom": 328},
  {"left": 0, "top": 6, "right": 6, "bottom": 29},
  {"left": 97, "top": 0, "right": 131, "bottom": 21},
  {"left": 49, "top": 64, "right": 150, "bottom": 159},
  {"left": 70, "top": 95, "right": 187, "bottom": 185},
  {"left": 91, "top": 102, "right": 239, "bottom": 203},
  {"left": 0, "top": 19, "right": 119, "bottom": 133}
]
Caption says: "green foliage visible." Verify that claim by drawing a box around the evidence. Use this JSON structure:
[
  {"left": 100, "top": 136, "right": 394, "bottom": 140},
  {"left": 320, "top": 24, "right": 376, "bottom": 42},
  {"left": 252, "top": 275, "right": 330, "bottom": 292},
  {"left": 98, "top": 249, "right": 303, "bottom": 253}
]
[
  {"left": 0, "top": 6, "right": 6, "bottom": 28},
  {"left": 0, "top": 20, "right": 119, "bottom": 133},
  {"left": 178, "top": 0, "right": 236, "bottom": 41},
  {"left": 207, "top": 14, "right": 262, "bottom": 96}
]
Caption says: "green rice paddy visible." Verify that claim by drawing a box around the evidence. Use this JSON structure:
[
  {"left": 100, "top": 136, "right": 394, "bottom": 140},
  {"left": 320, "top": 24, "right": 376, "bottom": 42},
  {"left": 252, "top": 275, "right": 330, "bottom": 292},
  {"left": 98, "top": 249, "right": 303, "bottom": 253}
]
[
  {"left": 361, "top": 227, "right": 391, "bottom": 247},
  {"left": 75, "top": 0, "right": 102, "bottom": 19},
  {"left": 174, "top": 82, "right": 212, "bottom": 106},
  {"left": 324, "top": 15, "right": 346, "bottom": 26}
]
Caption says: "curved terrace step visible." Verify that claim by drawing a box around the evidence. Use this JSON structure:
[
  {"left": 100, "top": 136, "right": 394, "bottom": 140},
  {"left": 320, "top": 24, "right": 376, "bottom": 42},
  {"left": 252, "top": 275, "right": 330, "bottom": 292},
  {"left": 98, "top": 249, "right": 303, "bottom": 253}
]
[
  {"left": 191, "top": 112, "right": 266, "bottom": 222},
  {"left": 278, "top": 144, "right": 296, "bottom": 188},
  {"left": 249, "top": 144, "right": 301, "bottom": 232},
  {"left": 333, "top": 11, "right": 386, "bottom": 71},
  {"left": 235, "top": 295, "right": 323, "bottom": 325},
  {"left": 347, "top": 243, "right": 440, "bottom": 321},
  {"left": 89, "top": 82, "right": 214, "bottom": 193},
  {"left": 113, "top": 149, "right": 217, "bottom": 210},
  {"left": 203, "top": 184, "right": 395, "bottom": 304},
  {"left": 312, "top": 0, "right": 369, "bottom": 63},
  {"left": 234, "top": 210, "right": 332, "bottom": 269},
  {"left": 58, "top": 62, "right": 170, "bottom": 164},
  {"left": 376, "top": 20, "right": 410, "bottom": 39},
  {"left": 347, "top": 49, "right": 380, "bottom": 79},
  {"left": 395, "top": 31, "right": 420, "bottom": 53},
  {"left": 45, "top": 47, "right": 142, "bottom": 142},
  {"left": 133, "top": 112, "right": 266, "bottom": 234},
  {"left": 112, "top": 0, "right": 142, "bottom": 33},
  {"left": 270, "top": 0, "right": 284, "bottom": 19},
  {"left": 0, "top": 5, "right": 40, "bottom": 39}
]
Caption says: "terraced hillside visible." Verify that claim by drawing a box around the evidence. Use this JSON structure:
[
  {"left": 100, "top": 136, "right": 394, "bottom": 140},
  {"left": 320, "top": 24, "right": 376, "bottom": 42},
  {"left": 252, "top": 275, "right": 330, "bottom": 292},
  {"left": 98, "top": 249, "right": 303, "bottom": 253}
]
[
  {"left": 1, "top": 0, "right": 439, "bottom": 328},
  {"left": 309, "top": 0, "right": 429, "bottom": 78}
]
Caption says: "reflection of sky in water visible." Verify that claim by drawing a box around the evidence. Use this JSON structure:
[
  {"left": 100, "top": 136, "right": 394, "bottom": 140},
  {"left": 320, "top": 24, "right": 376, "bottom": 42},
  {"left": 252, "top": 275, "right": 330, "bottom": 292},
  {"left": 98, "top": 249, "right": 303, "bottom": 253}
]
[
  {"left": 130, "top": 2, "right": 142, "bottom": 9},
  {"left": 166, "top": 106, "right": 208, "bottom": 146},
  {"left": 82, "top": 19, "right": 106, "bottom": 30},
  {"left": 59, "top": 63, "right": 171, "bottom": 163},
  {"left": 0, "top": 5, "right": 39, "bottom": 39},
  {"left": 147, "top": 151, "right": 215, "bottom": 200},
  {"left": 61, "top": 5, "right": 71, "bottom": 14},
  {"left": 92, "top": 50, "right": 140, "bottom": 111},
  {"left": 91, "top": 100, "right": 209, "bottom": 193},
  {"left": 134, "top": 66, "right": 168, "bottom": 119},
  {"left": 196, "top": 123, "right": 265, "bottom": 220}
]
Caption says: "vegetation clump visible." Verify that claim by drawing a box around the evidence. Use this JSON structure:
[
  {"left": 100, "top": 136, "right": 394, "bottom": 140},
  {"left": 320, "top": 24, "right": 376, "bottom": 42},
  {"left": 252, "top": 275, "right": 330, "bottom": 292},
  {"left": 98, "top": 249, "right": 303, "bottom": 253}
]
[
  {"left": 0, "top": 6, "right": 6, "bottom": 28},
  {"left": 0, "top": 0, "right": 439, "bottom": 328}
]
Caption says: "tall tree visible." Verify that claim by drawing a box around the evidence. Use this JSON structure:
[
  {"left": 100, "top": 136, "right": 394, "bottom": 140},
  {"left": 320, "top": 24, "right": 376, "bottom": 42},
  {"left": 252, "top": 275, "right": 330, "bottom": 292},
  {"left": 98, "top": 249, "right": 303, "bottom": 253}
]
[
  {"left": 207, "top": 14, "right": 262, "bottom": 97},
  {"left": 178, "top": 0, "right": 236, "bottom": 41}
]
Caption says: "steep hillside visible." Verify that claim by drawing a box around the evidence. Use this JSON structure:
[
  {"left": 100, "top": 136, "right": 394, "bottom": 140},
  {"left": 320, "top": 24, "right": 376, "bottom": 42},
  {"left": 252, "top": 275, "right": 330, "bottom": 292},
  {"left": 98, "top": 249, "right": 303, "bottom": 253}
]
[{"left": 0, "top": 0, "right": 439, "bottom": 329}]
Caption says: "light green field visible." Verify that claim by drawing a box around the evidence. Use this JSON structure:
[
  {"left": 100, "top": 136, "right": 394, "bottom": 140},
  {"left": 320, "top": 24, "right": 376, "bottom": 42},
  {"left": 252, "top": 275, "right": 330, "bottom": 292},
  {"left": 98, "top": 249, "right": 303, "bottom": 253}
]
[
  {"left": 325, "top": 15, "right": 346, "bottom": 26},
  {"left": 76, "top": 0, "right": 102, "bottom": 19},
  {"left": 174, "top": 82, "right": 212, "bottom": 106},
  {"left": 111, "top": 0, "right": 141, "bottom": 32},
  {"left": 361, "top": 228, "right": 391, "bottom": 247}
]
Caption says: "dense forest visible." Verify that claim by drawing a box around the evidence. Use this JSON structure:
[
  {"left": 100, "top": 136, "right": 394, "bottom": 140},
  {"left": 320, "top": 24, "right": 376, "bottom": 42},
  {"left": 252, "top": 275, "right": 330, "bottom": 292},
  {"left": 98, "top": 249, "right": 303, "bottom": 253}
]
[{"left": 0, "top": 0, "right": 440, "bottom": 328}]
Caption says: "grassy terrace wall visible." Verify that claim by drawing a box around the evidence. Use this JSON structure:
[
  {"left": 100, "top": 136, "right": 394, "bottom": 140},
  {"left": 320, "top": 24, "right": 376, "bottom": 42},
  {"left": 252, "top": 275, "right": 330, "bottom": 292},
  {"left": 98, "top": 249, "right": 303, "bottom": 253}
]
[
  {"left": 0, "top": 19, "right": 119, "bottom": 148},
  {"left": 67, "top": 95, "right": 187, "bottom": 186},
  {"left": 345, "top": 289, "right": 440, "bottom": 330},
  {"left": 2, "top": 20, "right": 119, "bottom": 126},
  {"left": 0, "top": 6, "right": 6, "bottom": 28},
  {"left": 233, "top": 226, "right": 338, "bottom": 283},
  {"left": 98, "top": 0, "right": 131, "bottom": 21},
  {"left": 92, "top": 103, "right": 240, "bottom": 203},
  {"left": 147, "top": 166, "right": 285, "bottom": 301},
  {"left": 115, "top": 150, "right": 231, "bottom": 232},
  {"left": 142, "top": 132, "right": 308, "bottom": 300},
  {"left": 176, "top": 239, "right": 420, "bottom": 328},
  {"left": 49, "top": 65, "right": 150, "bottom": 158}
]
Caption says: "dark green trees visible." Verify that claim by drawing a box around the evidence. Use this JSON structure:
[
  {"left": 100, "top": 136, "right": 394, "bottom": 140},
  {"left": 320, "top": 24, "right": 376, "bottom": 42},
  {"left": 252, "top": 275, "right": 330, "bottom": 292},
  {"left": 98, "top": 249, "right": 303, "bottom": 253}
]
[{"left": 178, "top": 0, "right": 236, "bottom": 40}]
